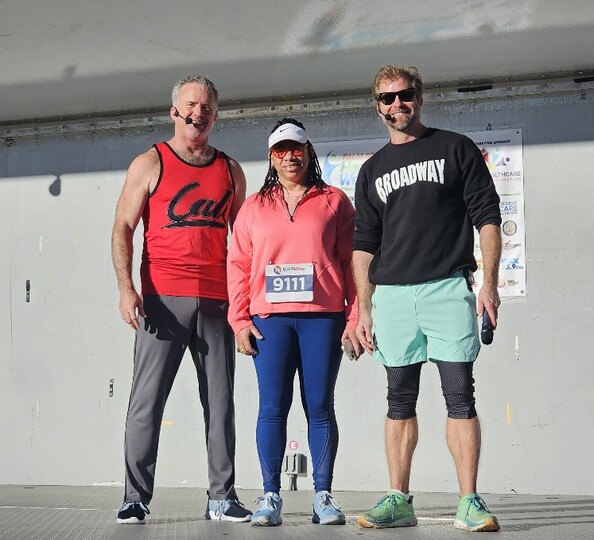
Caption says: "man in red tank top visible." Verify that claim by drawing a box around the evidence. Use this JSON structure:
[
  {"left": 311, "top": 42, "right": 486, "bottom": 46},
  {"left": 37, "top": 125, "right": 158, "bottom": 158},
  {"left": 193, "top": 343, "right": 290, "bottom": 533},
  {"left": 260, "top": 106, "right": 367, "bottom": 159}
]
[{"left": 111, "top": 76, "right": 251, "bottom": 524}]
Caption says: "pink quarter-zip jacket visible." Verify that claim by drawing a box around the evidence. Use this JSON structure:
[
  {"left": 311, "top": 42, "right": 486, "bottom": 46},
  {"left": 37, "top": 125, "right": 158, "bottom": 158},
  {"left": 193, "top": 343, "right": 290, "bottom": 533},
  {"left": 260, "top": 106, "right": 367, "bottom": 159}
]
[{"left": 227, "top": 185, "right": 358, "bottom": 335}]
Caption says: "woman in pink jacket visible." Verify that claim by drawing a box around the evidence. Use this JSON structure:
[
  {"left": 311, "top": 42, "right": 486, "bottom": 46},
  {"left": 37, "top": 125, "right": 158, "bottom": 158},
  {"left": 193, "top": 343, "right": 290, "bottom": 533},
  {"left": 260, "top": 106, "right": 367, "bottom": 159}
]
[{"left": 227, "top": 118, "right": 361, "bottom": 526}]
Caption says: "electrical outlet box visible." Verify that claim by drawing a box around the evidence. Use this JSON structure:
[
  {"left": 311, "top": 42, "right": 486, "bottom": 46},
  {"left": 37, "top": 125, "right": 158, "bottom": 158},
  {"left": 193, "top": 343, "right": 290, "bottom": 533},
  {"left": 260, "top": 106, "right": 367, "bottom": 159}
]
[{"left": 282, "top": 453, "right": 307, "bottom": 477}]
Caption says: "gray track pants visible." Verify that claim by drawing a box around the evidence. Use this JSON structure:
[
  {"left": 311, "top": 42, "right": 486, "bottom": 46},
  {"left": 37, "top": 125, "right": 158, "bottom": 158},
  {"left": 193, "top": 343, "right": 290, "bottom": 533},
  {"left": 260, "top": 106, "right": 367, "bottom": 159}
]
[{"left": 123, "top": 295, "right": 237, "bottom": 504}]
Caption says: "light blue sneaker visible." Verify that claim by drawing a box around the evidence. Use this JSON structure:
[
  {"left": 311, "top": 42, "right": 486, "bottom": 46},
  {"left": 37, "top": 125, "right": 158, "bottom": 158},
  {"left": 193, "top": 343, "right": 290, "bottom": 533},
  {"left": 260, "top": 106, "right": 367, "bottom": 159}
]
[
  {"left": 251, "top": 492, "right": 282, "bottom": 526},
  {"left": 312, "top": 490, "right": 346, "bottom": 525}
]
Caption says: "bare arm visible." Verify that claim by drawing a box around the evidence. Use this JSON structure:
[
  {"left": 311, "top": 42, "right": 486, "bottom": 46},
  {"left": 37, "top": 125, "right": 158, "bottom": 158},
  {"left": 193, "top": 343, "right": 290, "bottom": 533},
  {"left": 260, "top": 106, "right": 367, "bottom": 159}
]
[
  {"left": 228, "top": 158, "right": 247, "bottom": 231},
  {"left": 352, "top": 249, "right": 376, "bottom": 354},
  {"left": 477, "top": 223, "right": 502, "bottom": 327},
  {"left": 111, "top": 150, "right": 158, "bottom": 329}
]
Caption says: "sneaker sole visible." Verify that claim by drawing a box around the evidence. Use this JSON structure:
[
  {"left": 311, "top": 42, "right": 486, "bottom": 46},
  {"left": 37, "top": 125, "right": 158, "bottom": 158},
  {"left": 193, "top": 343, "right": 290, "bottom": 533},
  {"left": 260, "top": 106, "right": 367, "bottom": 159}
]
[
  {"left": 312, "top": 513, "right": 346, "bottom": 525},
  {"left": 251, "top": 516, "right": 282, "bottom": 526},
  {"left": 205, "top": 511, "right": 252, "bottom": 522},
  {"left": 116, "top": 517, "right": 145, "bottom": 524},
  {"left": 358, "top": 515, "right": 417, "bottom": 528},
  {"left": 453, "top": 518, "right": 500, "bottom": 532}
]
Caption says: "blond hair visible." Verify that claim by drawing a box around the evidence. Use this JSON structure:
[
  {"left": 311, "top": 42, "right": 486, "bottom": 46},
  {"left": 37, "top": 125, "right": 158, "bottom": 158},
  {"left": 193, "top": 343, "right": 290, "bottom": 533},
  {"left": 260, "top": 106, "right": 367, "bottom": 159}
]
[{"left": 372, "top": 65, "right": 423, "bottom": 98}]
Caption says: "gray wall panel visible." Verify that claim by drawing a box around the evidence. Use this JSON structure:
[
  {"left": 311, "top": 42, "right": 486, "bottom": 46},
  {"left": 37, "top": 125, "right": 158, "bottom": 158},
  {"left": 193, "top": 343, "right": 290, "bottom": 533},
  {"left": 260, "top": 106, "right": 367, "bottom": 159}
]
[{"left": 1, "top": 86, "right": 592, "bottom": 495}]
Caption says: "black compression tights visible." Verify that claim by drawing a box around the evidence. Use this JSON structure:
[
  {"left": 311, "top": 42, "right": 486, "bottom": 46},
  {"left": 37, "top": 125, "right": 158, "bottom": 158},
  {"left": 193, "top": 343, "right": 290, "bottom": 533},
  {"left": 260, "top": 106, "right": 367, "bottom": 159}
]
[{"left": 385, "top": 361, "right": 477, "bottom": 420}]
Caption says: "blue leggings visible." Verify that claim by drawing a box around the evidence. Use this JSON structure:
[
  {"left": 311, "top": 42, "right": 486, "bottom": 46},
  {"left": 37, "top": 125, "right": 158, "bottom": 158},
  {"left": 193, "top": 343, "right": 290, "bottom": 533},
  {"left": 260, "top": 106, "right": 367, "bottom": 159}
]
[{"left": 252, "top": 313, "right": 344, "bottom": 493}]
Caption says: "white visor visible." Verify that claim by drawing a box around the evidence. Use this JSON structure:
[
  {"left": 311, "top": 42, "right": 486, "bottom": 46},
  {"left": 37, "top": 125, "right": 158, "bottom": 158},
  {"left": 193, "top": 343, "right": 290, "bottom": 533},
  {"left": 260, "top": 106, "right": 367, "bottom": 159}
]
[{"left": 268, "top": 123, "right": 308, "bottom": 149}]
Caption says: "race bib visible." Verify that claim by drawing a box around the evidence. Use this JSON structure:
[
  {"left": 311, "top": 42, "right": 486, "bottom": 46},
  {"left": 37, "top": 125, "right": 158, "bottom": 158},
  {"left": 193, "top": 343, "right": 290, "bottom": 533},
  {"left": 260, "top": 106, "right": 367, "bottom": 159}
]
[{"left": 265, "top": 263, "right": 314, "bottom": 303}]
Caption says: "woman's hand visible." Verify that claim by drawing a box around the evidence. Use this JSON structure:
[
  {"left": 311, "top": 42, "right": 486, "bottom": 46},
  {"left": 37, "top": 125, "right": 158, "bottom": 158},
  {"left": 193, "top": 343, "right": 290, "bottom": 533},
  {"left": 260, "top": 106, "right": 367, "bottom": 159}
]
[
  {"left": 235, "top": 324, "right": 263, "bottom": 356},
  {"left": 341, "top": 329, "right": 363, "bottom": 360}
]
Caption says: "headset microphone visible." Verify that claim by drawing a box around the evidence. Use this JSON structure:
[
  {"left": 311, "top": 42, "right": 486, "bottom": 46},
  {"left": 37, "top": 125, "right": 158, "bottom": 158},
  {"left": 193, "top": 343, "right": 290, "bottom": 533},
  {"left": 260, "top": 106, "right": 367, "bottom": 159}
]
[
  {"left": 174, "top": 108, "right": 194, "bottom": 125},
  {"left": 384, "top": 113, "right": 393, "bottom": 122}
]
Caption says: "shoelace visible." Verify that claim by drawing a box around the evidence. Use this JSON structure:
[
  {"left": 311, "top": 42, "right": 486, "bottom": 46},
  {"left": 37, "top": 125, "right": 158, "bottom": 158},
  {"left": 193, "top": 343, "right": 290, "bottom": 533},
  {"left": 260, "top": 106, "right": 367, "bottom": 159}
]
[
  {"left": 378, "top": 494, "right": 398, "bottom": 508},
  {"left": 213, "top": 498, "right": 248, "bottom": 517},
  {"left": 122, "top": 501, "right": 150, "bottom": 515},
  {"left": 254, "top": 494, "right": 280, "bottom": 511},
  {"left": 317, "top": 492, "right": 341, "bottom": 511},
  {"left": 211, "top": 499, "right": 246, "bottom": 518},
  {"left": 469, "top": 496, "right": 488, "bottom": 512},
  {"left": 213, "top": 499, "right": 231, "bottom": 517}
]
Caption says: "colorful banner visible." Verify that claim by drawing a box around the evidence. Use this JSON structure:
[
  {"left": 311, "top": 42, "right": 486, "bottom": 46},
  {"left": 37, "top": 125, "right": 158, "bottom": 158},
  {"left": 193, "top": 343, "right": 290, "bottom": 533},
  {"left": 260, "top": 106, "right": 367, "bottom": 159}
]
[
  {"left": 466, "top": 129, "right": 526, "bottom": 298},
  {"left": 316, "top": 138, "right": 385, "bottom": 205}
]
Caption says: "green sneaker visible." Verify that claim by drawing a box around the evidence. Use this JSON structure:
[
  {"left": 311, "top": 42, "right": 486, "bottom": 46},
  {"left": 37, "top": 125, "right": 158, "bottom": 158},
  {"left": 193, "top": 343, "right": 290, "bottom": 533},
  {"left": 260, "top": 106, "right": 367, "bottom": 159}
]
[
  {"left": 358, "top": 492, "right": 417, "bottom": 528},
  {"left": 454, "top": 493, "right": 500, "bottom": 531}
]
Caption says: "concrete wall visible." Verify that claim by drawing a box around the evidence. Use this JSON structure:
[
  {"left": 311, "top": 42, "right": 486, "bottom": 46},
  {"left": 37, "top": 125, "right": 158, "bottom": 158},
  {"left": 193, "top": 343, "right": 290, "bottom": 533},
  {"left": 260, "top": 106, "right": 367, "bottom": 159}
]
[{"left": 1, "top": 83, "right": 593, "bottom": 495}]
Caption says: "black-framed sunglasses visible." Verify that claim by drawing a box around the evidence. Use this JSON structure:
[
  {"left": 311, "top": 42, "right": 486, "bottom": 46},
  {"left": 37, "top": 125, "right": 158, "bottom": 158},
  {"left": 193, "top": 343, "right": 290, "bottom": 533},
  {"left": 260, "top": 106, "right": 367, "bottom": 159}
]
[{"left": 376, "top": 88, "right": 417, "bottom": 105}]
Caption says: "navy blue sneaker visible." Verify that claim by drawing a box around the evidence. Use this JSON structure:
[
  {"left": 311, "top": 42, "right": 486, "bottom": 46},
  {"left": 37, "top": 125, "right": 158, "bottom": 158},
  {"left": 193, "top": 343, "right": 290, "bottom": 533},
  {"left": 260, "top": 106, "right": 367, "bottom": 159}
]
[
  {"left": 205, "top": 497, "right": 252, "bottom": 522},
  {"left": 116, "top": 501, "right": 150, "bottom": 524}
]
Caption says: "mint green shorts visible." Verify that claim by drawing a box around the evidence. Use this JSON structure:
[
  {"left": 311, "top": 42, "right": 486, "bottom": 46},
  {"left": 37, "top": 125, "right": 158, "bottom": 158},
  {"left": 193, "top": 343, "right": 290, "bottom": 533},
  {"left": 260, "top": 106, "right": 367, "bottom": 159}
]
[{"left": 372, "top": 272, "right": 480, "bottom": 367}]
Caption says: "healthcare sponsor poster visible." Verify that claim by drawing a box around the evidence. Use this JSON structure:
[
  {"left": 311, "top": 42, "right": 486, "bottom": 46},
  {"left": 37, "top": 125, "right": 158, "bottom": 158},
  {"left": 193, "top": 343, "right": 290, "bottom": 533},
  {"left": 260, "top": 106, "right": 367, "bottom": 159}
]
[
  {"left": 318, "top": 128, "right": 526, "bottom": 299},
  {"left": 466, "top": 129, "right": 526, "bottom": 298}
]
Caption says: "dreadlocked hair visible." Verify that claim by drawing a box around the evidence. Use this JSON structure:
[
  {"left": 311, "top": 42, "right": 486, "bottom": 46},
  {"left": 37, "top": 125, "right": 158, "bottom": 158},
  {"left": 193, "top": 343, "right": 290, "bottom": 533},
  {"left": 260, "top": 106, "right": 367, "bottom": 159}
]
[{"left": 258, "top": 118, "right": 326, "bottom": 203}]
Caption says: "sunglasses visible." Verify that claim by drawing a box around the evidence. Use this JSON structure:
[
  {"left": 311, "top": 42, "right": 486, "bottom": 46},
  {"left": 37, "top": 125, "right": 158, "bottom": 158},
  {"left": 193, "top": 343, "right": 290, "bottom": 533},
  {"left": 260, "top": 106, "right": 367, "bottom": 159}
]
[
  {"left": 376, "top": 88, "right": 417, "bottom": 105},
  {"left": 270, "top": 143, "right": 305, "bottom": 159}
]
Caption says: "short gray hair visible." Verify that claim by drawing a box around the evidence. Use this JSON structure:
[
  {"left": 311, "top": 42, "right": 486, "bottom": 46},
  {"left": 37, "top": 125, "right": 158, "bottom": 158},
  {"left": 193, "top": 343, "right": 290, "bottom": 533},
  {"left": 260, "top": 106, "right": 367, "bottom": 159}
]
[{"left": 171, "top": 76, "right": 219, "bottom": 105}]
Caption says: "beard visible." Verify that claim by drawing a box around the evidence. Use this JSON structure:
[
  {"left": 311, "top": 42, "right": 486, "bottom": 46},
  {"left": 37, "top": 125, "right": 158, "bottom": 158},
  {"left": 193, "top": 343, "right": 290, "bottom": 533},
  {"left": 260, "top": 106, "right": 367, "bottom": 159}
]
[{"left": 389, "top": 108, "right": 420, "bottom": 131}]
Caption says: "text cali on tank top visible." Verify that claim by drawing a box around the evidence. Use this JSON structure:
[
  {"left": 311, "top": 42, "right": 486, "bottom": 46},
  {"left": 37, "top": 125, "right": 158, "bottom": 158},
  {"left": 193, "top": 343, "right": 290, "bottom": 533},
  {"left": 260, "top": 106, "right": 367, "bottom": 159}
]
[{"left": 140, "top": 142, "right": 235, "bottom": 299}]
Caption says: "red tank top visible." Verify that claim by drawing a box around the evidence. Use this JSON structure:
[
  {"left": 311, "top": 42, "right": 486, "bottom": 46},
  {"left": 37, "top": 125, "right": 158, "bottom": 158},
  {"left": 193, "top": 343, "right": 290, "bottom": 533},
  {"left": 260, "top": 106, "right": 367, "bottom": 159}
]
[{"left": 140, "top": 142, "right": 235, "bottom": 299}]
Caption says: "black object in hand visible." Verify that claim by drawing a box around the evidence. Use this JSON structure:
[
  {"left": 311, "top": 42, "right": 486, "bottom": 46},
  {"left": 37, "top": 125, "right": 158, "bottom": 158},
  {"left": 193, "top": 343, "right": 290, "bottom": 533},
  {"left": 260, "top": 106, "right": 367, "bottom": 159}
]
[
  {"left": 341, "top": 338, "right": 359, "bottom": 360},
  {"left": 481, "top": 311, "right": 494, "bottom": 345}
]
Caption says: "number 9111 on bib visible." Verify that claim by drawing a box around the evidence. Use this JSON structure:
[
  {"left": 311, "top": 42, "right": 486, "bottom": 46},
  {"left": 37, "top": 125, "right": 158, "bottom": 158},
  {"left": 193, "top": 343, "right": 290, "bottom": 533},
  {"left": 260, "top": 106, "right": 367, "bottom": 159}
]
[{"left": 265, "top": 263, "right": 314, "bottom": 303}]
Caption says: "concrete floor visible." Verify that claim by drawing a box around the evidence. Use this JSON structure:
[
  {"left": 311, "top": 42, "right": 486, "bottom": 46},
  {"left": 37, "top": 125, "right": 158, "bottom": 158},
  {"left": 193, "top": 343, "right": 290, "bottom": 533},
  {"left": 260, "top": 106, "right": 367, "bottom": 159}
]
[{"left": 1, "top": 485, "right": 594, "bottom": 539}]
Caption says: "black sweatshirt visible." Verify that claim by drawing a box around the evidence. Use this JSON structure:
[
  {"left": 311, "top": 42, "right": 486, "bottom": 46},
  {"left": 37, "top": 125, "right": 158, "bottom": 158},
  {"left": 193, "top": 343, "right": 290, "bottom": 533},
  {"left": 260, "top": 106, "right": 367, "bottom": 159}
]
[{"left": 353, "top": 128, "right": 501, "bottom": 285}]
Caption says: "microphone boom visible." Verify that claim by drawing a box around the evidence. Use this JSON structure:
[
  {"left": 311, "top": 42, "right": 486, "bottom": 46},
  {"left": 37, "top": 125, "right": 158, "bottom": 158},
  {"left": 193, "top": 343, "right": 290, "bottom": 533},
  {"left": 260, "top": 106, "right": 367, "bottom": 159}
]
[{"left": 174, "top": 108, "right": 195, "bottom": 125}]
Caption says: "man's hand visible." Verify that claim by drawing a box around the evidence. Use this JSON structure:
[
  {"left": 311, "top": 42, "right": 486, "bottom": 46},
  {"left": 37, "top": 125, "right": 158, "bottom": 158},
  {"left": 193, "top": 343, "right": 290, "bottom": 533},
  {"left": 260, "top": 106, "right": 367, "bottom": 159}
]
[
  {"left": 477, "top": 223, "right": 502, "bottom": 329},
  {"left": 477, "top": 284, "right": 500, "bottom": 329},
  {"left": 119, "top": 289, "right": 145, "bottom": 330},
  {"left": 352, "top": 250, "right": 376, "bottom": 356},
  {"left": 355, "top": 311, "right": 375, "bottom": 356},
  {"left": 235, "top": 324, "right": 263, "bottom": 356}
]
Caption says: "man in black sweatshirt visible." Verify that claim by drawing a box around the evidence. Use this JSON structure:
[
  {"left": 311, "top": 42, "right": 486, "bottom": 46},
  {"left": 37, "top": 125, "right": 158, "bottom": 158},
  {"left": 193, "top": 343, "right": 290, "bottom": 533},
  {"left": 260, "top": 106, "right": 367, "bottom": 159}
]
[{"left": 353, "top": 65, "right": 501, "bottom": 533}]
